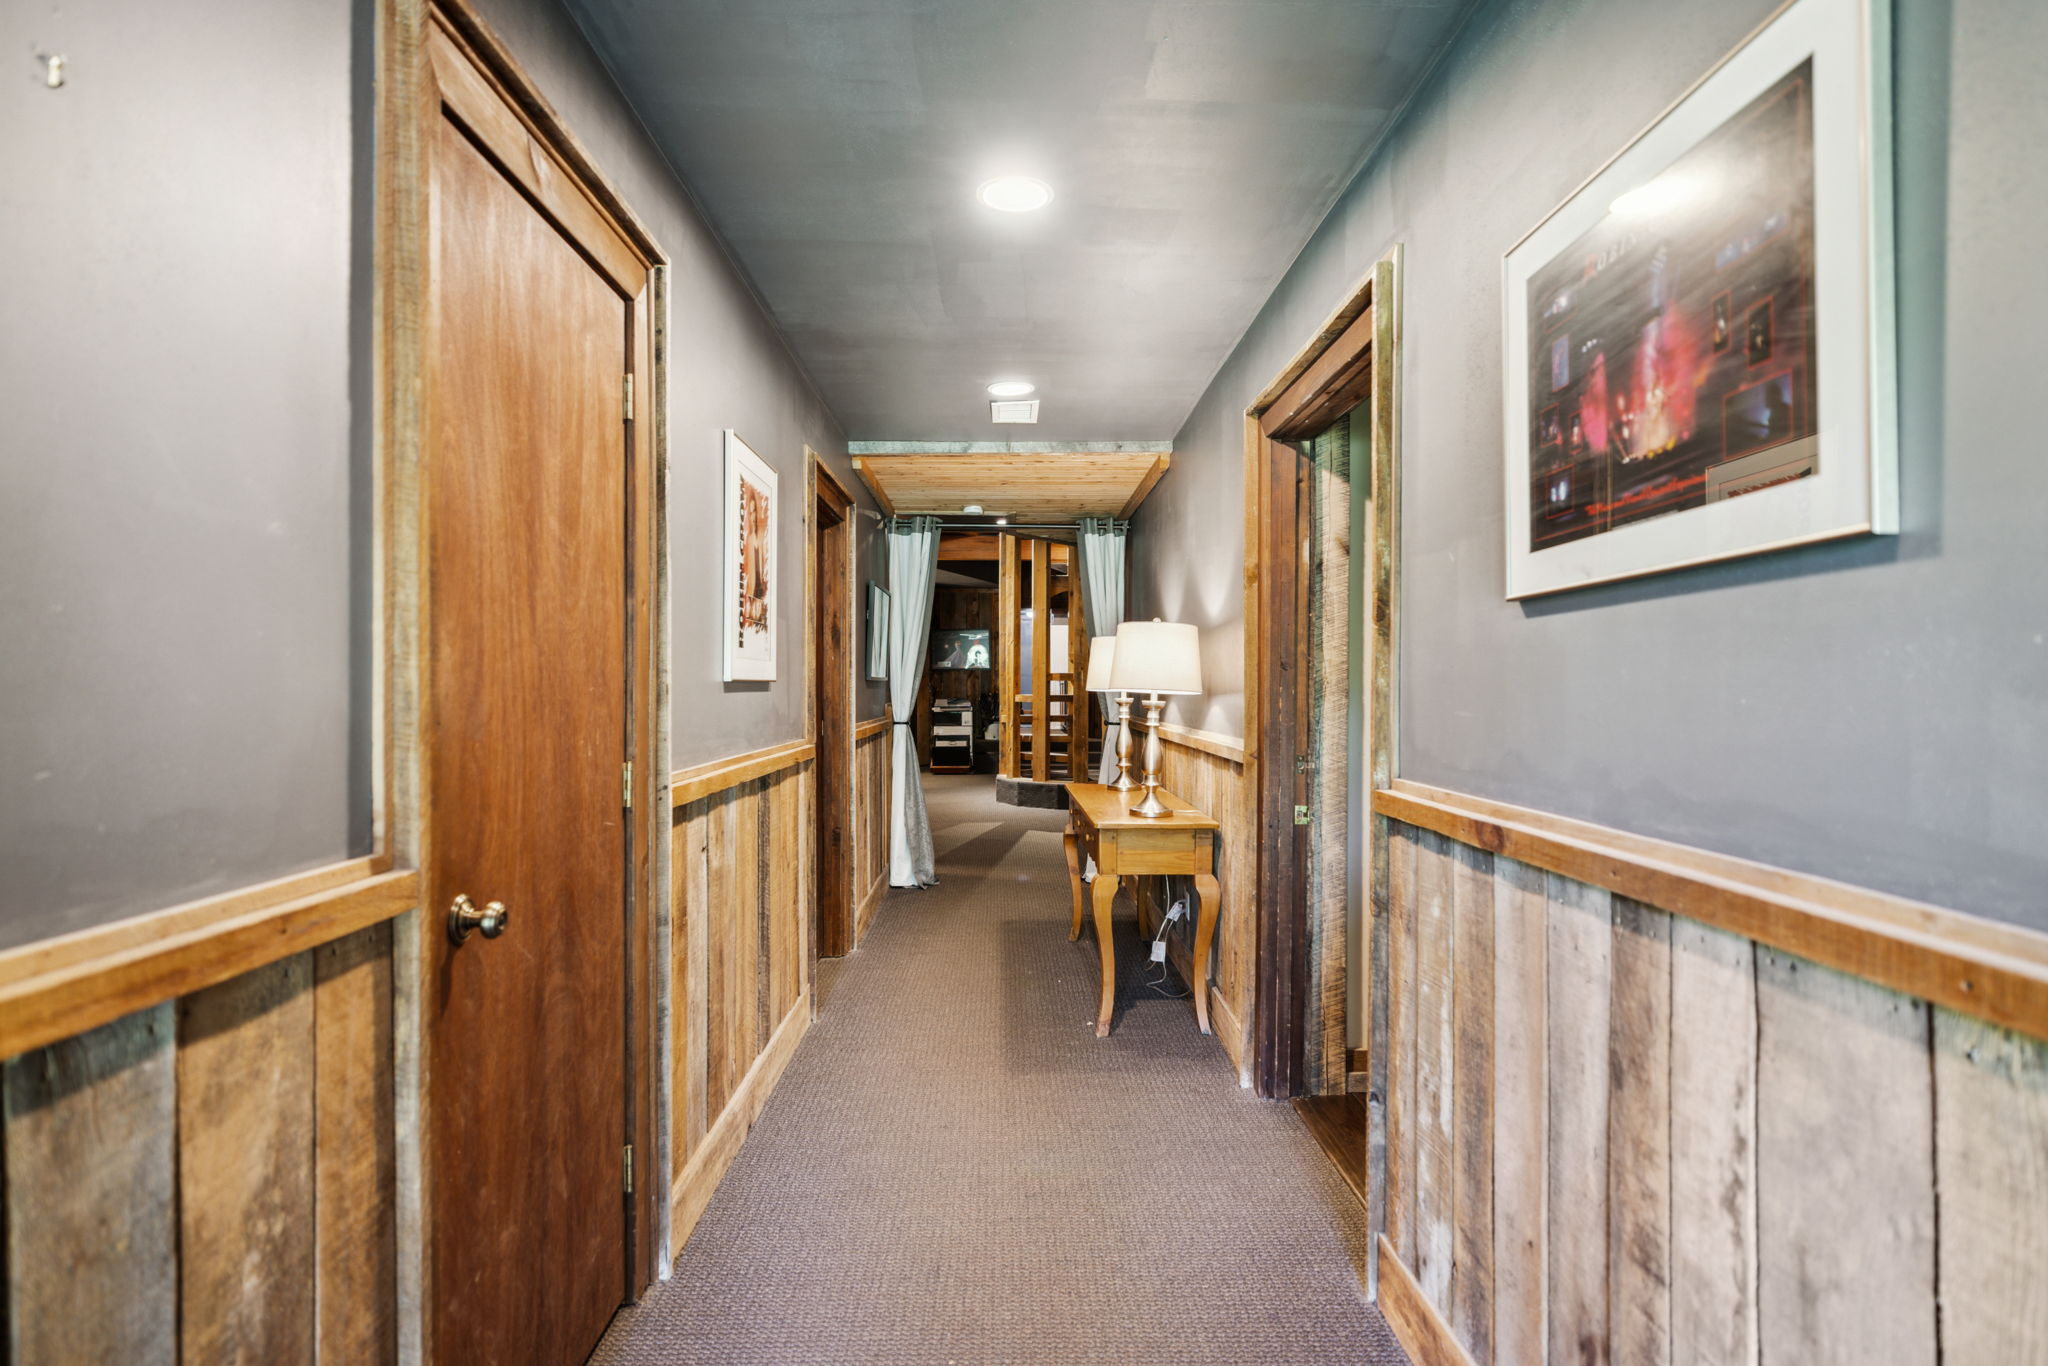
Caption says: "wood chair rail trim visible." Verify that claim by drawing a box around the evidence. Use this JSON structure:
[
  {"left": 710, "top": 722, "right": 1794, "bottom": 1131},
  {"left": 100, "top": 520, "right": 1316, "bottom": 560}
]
[
  {"left": 671, "top": 740, "right": 818, "bottom": 809},
  {"left": 853, "top": 715, "right": 891, "bottom": 742},
  {"left": 1374, "top": 780, "right": 2048, "bottom": 1041},
  {"left": 1142, "top": 720, "right": 1248, "bottom": 767},
  {"left": 1376, "top": 1235, "right": 1480, "bottom": 1366},
  {"left": 0, "top": 868, "right": 420, "bottom": 1059}
]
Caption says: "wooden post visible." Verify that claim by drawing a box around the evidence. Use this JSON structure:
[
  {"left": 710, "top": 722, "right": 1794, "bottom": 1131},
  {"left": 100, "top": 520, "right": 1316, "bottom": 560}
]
[
  {"left": 998, "top": 534, "right": 1020, "bottom": 778},
  {"left": 1070, "top": 546, "right": 1090, "bottom": 782},
  {"left": 1030, "top": 538, "right": 1051, "bottom": 781}
]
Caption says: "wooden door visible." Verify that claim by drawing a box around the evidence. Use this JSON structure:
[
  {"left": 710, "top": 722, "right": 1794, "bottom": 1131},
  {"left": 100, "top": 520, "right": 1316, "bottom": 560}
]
[
  {"left": 812, "top": 467, "right": 854, "bottom": 958},
  {"left": 422, "top": 26, "right": 645, "bottom": 1366}
]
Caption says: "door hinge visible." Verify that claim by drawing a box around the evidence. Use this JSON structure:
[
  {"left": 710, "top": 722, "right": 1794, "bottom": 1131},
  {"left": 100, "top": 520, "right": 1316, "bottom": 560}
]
[
  {"left": 1295, "top": 754, "right": 1314, "bottom": 773},
  {"left": 623, "top": 1144, "right": 634, "bottom": 1194},
  {"left": 622, "top": 760, "right": 634, "bottom": 809},
  {"left": 623, "top": 372, "right": 635, "bottom": 421},
  {"left": 1293, "top": 804, "right": 1312, "bottom": 825}
]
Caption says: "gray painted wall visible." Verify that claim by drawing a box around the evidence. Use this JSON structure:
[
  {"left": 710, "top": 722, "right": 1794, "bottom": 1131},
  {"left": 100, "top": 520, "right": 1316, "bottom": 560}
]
[
  {"left": 1131, "top": 0, "right": 2048, "bottom": 928},
  {"left": 474, "top": 0, "right": 891, "bottom": 771},
  {"left": 0, "top": 0, "right": 363, "bottom": 951},
  {"left": 0, "top": 0, "right": 886, "bottom": 952}
]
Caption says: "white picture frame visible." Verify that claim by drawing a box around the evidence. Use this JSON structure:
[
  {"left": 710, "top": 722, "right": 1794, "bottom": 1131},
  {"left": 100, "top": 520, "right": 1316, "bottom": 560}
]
[
  {"left": 1502, "top": 0, "right": 1894, "bottom": 599},
  {"left": 864, "top": 583, "right": 890, "bottom": 682},
  {"left": 722, "top": 430, "right": 778, "bottom": 681}
]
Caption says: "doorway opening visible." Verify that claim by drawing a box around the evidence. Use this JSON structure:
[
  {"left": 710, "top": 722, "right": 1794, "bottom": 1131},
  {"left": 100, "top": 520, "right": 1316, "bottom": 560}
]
[{"left": 1244, "top": 250, "right": 1402, "bottom": 1105}]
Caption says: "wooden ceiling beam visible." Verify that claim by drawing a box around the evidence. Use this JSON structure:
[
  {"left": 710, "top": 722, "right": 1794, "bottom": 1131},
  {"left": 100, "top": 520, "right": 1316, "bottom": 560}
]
[
  {"left": 852, "top": 449, "right": 1172, "bottom": 522},
  {"left": 849, "top": 457, "right": 896, "bottom": 516},
  {"left": 1117, "top": 452, "right": 1173, "bottom": 517},
  {"left": 937, "top": 533, "right": 1001, "bottom": 561}
]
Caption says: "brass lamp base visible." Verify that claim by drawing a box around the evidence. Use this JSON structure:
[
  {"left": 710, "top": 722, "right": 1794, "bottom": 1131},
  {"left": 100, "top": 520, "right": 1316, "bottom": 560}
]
[
  {"left": 1130, "top": 695, "right": 1170, "bottom": 818},
  {"left": 1111, "top": 692, "right": 1137, "bottom": 790}
]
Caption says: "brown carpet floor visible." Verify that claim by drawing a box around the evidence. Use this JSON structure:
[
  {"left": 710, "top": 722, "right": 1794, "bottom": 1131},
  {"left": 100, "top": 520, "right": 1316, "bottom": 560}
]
[{"left": 593, "top": 775, "right": 1407, "bottom": 1365}]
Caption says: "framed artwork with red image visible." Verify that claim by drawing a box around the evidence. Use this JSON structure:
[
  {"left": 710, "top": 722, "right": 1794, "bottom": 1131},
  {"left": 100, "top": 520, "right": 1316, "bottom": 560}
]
[{"left": 1502, "top": 0, "right": 1896, "bottom": 598}]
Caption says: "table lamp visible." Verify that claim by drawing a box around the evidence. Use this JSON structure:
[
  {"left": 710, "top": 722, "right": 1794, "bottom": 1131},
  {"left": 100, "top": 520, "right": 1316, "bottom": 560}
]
[
  {"left": 1106, "top": 619, "right": 1204, "bottom": 818},
  {"left": 1084, "top": 635, "right": 1136, "bottom": 791}
]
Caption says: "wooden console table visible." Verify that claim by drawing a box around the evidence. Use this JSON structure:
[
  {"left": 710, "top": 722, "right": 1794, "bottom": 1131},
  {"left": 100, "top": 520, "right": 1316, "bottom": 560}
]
[{"left": 1061, "top": 783, "right": 1222, "bottom": 1038}]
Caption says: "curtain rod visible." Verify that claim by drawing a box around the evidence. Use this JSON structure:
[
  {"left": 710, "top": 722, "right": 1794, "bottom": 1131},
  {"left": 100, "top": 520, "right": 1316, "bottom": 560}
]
[{"left": 886, "top": 519, "right": 1128, "bottom": 533}]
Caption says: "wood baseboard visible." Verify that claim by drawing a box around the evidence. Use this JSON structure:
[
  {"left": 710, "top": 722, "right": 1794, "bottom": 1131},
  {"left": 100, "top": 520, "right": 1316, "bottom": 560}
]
[
  {"left": 1377, "top": 1235, "right": 1476, "bottom": 1366},
  {"left": 854, "top": 872, "right": 886, "bottom": 943},
  {"left": 667, "top": 993, "right": 810, "bottom": 1251}
]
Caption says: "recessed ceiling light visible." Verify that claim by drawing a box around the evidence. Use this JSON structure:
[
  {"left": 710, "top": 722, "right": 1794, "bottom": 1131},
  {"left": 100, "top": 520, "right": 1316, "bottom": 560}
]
[
  {"left": 977, "top": 176, "right": 1053, "bottom": 213},
  {"left": 963, "top": 504, "right": 984, "bottom": 514},
  {"left": 986, "top": 380, "right": 1036, "bottom": 398},
  {"left": 995, "top": 517, "right": 1009, "bottom": 525}
]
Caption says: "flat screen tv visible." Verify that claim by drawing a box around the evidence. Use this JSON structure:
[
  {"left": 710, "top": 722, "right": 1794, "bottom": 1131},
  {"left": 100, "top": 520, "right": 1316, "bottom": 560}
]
[{"left": 931, "top": 629, "right": 992, "bottom": 670}]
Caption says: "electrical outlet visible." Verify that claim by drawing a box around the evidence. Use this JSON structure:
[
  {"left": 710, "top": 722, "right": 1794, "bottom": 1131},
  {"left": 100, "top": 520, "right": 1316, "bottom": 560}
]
[
  {"left": 1150, "top": 940, "right": 1167, "bottom": 964},
  {"left": 1165, "top": 898, "right": 1187, "bottom": 923}
]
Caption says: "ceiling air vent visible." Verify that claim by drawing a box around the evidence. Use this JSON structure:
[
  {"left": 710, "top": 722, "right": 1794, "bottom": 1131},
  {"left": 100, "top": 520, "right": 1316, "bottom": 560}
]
[{"left": 990, "top": 399, "right": 1040, "bottom": 424}]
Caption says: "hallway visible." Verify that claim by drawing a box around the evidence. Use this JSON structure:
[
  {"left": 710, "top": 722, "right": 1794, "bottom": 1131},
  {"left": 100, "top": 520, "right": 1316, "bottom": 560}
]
[{"left": 594, "top": 777, "right": 1404, "bottom": 1365}]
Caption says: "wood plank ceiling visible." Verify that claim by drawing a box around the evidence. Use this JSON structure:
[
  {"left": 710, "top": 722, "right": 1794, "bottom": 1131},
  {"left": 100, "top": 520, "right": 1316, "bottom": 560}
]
[{"left": 852, "top": 449, "right": 1169, "bottom": 521}]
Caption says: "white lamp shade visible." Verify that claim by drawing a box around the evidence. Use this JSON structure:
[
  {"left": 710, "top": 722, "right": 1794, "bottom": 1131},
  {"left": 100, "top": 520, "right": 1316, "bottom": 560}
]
[
  {"left": 1108, "top": 620, "right": 1203, "bottom": 696},
  {"left": 1084, "top": 637, "right": 1119, "bottom": 693}
]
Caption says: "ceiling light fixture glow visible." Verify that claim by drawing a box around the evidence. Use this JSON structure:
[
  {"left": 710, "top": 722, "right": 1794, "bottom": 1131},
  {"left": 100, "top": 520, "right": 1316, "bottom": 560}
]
[
  {"left": 963, "top": 504, "right": 984, "bottom": 515},
  {"left": 986, "top": 380, "right": 1036, "bottom": 398},
  {"left": 977, "top": 176, "right": 1053, "bottom": 213}
]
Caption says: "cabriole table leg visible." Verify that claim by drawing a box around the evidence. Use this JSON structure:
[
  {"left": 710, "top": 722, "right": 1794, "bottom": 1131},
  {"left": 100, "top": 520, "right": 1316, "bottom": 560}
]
[{"left": 1091, "top": 870, "right": 1119, "bottom": 1037}]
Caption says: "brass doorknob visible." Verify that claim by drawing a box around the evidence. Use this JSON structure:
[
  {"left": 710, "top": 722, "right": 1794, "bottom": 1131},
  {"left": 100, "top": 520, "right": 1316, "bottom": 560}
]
[{"left": 447, "top": 894, "right": 509, "bottom": 945}]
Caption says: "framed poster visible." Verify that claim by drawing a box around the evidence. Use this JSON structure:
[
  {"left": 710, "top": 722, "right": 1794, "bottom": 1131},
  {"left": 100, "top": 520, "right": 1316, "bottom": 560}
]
[
  {"left": 1503, "top": 0, "right": 1894, "bottom": 599},
  {"left": 864, "top": 583, "right": 890, "bottom": 682},
  {"left": 722, "top": 430, "right": 777, "bottom": 681}
]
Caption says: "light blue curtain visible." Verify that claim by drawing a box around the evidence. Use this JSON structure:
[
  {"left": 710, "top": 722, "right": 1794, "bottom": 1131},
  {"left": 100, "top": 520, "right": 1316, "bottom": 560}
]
[
  {"left": 1078, "top": 518, "right": 1127, "bottom": 783},
  {"left": 886, "top": 517, "right": 940, "bottom": 886}
]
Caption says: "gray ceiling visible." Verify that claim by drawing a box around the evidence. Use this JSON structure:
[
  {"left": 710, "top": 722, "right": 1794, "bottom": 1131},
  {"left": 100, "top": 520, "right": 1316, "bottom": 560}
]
[{"left": 561, "top": 0, "right": 1479, "bottom": 441}]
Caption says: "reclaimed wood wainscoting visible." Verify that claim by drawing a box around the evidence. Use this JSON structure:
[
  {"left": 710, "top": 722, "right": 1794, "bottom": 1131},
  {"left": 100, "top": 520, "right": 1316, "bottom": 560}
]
[
  {"left": 853, "top": 714, "right": 892, "bottom": 944},
  {"left": 1146, "top": 723, "right": 1256, "bottom": 1084},
  {"left": 0, "top": 864, "right": 419, "bottom": 1364},
  {"left": 667, "top": 740, "right": 815, "bottom": 1251},
  {"left": 1368, "top": 780, "right": 2048, "bottom": 1366}
]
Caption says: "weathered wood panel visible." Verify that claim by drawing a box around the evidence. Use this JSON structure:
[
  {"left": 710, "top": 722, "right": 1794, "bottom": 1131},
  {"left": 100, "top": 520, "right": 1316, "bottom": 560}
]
[
  {"left": 1607, "top": 898, "right": 1671, "bottom": 1366},
  {"left": 3, "top": 1005, "right": 177, "bottom": 1366},
  {"left": 1756, "top": 950, "right": 1935, "bottom": 1366},
  {"left": 1412, "top": 829, "right": 1457, "bottom": 1308},
  {"left": 314, "top": 923, "right": 398, "bottom": 1366},
  {"left": 710, "top": 782, "right": 752, "bottom": 1115},
  {"left": 1669, "top": 920, "right": 1756, "bottom": 1366},
  {"left": 1935, "top": 1010, "right": 2048, "bottom": 1364},
  {"left": 668, "top": 756, "right": 817, "bottom": 1218},
  {"left": 677, "top": 798, "right": 711, "bottom": 1161},
  {"left": 1380, "top": 810, "right": 2048, "bottom": 1366},
  {"left": 854, "top": 726, "right": 891, "bottom": 941},
  {"left": 1545, "top": 873, "right": 1611, "bottom": 1366},
  {"left": 1448, "top": 841, "right": 1494, "bottom": 1364},
  {"left": 1156, "top": 734, "right": 1254, "bottom": 1080},
  {"left": 1384, "top": 820, "right": 1419, "bottom": 1265},
  {"left": 1490, "top": 856, "right": 1546, "bottom": 1366},
  {"left": 178, "top": 953, "right": 318, "bottom": 1366}
]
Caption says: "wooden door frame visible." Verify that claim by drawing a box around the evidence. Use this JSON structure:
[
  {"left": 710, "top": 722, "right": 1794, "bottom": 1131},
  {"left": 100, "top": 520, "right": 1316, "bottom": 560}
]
[
  {"left": 378, "top": 0, "right": 669, "bottom": 1355},
  {"left": 1243, "top": 246, "right": 1403, "bottom": 1100},
  {"left": 806, "top": 454, "right": 857, "bottom": 961}
]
